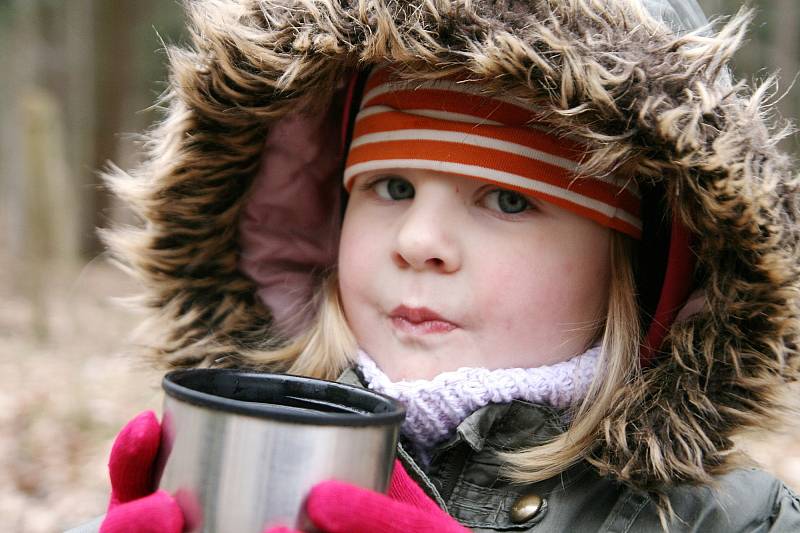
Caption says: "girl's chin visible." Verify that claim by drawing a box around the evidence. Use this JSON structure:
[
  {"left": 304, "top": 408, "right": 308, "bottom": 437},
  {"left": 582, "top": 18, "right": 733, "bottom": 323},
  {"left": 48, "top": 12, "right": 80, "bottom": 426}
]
[{"left": 373, "top": 346, "right": 478, "bottom": 381}]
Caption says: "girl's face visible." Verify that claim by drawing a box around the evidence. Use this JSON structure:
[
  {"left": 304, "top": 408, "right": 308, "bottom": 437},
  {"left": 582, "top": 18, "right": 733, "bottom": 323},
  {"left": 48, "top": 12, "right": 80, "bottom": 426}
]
[{"left": 338, "top": 169, "right": 612, "bottom": 380}]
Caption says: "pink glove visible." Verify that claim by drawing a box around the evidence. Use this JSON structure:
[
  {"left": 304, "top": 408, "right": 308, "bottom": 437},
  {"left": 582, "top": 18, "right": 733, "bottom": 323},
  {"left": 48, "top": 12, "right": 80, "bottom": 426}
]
[
  {"left": 101, "top": 412, "right": 466, "bottom": 533},
  {"left": 265, "top": 460, "right": 469, "bottom": 533},
  {"left": 99, "top": 411, "right": 184, "bottom": 533}
]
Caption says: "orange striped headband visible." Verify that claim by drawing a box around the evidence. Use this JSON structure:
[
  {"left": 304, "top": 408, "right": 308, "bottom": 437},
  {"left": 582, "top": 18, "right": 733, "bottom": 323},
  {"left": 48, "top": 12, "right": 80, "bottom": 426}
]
[{"left": 343, "top": 67, "right": 642, "bottom": 239}]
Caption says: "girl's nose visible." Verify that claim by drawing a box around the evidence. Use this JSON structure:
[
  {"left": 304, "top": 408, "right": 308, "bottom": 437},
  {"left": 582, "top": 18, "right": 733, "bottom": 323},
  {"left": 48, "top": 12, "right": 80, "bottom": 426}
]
[{"left": 392, "top": 200, "right": 461, "bottom": 273}]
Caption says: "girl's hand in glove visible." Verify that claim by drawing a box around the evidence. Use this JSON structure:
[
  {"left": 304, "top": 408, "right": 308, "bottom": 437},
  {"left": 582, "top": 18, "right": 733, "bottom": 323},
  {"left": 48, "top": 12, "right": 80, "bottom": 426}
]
[
  {"left": 99, "top": 411, "right": 184, "bottom": 533},
  {"left": 265, "top": 460, "right": 469, "bottom": 533}
]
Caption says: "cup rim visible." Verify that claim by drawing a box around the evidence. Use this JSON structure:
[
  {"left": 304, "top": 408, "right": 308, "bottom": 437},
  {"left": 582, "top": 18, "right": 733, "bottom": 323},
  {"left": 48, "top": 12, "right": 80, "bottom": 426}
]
[{"left": 163, "top": 368, "right": 405, "bottom": 426}]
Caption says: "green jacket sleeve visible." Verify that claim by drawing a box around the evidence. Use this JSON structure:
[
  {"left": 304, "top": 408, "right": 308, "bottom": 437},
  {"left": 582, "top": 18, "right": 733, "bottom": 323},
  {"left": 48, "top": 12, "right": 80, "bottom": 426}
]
[
  {"left": 626, "top": 469, "right": 800, "bottom": 533},
  {"left": 768, "top": 482, "right": 800, "bottom": 532}
]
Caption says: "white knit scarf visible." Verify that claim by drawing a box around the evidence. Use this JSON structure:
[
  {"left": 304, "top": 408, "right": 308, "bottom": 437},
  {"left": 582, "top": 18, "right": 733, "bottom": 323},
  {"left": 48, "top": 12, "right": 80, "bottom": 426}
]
[{"left": 356, "top": 345, "right": 601, "bottom": 461}]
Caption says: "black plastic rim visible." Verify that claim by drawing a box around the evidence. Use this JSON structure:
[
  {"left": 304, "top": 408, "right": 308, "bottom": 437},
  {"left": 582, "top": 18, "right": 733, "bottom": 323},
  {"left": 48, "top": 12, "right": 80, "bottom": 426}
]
[{"left": 162, "top": 369, "right": 405, "bottom": 427}]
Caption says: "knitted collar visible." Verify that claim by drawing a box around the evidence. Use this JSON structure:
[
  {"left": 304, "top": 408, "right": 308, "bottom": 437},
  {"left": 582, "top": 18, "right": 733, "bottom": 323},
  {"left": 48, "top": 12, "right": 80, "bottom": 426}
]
[{"left": 356, "top": 346, "right": 601, "bottom": 462}]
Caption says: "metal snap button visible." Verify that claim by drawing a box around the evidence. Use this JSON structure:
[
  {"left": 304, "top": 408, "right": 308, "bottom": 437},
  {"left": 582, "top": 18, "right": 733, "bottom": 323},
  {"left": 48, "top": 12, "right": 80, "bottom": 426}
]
[{"left": 510, "top": 492, "right": 544, "bottom": 523}]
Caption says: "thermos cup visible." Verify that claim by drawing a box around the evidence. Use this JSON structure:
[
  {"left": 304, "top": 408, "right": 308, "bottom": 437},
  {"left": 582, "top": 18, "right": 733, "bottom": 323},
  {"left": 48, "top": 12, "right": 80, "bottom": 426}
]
[{"left": 155, "top": 369, "right": 405, "bottom": 533}]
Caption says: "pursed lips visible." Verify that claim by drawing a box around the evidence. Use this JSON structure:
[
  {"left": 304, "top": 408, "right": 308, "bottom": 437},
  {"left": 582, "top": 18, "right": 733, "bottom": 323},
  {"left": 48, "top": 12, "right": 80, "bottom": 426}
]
[{"left": 388, "top": 305, "right": 458, "bottom": 335}]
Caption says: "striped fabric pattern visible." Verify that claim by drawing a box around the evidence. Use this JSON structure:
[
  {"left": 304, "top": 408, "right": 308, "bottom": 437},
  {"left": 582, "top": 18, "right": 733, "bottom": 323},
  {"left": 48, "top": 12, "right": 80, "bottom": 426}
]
[{"left": 344, "top": 66, "right": 642, "bottom": 238}]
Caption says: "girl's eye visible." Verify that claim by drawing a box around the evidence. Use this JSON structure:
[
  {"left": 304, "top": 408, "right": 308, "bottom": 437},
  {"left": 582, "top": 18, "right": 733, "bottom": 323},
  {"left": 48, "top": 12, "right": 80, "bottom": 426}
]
[
  {"left": 483, "top": 189, "right": 532, "bottom": 214},
  {"left": 374, "top": 177, "right": 415, "bottom": 200}
]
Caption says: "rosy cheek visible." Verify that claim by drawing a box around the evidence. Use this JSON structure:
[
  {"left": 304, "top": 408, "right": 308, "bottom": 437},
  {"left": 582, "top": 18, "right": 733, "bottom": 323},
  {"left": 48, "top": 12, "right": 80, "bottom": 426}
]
[
  {"left": 489, "top": 259, "right": 568, "bottom": 321},
  {"left": 339, "top": 216, "right": 385, "bottom": 301},
  {"left": 338, "top": 230, "right": 364, "bottom": 288},
  {"left": 559, "top": 261, "right": 575, "bottom": 277},
  {"left": 473, "top": 262, "right": 537, "bottom": 321}
]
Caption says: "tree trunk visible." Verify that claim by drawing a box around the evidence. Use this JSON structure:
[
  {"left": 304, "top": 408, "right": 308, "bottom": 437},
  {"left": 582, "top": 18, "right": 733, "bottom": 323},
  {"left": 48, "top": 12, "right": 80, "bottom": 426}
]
[
  {"left": 772, "top": 0, "right": 800, "bottom": 152},
  {"left": 64, "top": 0, "right": 99, "bottom": 259},
  {"left": 86, "top": 1, "right": 139, "bottom": 256}
]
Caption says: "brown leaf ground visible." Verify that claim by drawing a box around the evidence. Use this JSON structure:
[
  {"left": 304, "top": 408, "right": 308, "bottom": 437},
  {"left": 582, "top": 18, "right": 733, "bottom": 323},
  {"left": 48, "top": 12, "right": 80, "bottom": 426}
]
[{"left": 1, "top": 250, "right": 798, "bottom": 532}]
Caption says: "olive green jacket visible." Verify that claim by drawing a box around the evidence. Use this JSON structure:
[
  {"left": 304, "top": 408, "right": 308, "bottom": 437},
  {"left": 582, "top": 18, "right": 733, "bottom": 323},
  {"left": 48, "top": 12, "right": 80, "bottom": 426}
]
[{"left": 340, "top": 367, "right": 800, "bottom": 532}]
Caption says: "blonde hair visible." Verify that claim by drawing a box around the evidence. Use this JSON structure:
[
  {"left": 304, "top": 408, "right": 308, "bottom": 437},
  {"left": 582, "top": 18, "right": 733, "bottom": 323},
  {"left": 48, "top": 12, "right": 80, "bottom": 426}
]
[
  {"left": 248, "top": 274, "right": 357, "bottom": 379},
  {"left": 249, "top": 231, "right": 640, "bottom": 482}
]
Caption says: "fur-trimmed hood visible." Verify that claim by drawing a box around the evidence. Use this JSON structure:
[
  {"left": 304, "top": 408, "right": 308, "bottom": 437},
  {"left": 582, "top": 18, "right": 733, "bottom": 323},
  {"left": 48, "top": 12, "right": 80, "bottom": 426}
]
[{"left": 106, "top": 0, "right": 800, "bottom": 496}]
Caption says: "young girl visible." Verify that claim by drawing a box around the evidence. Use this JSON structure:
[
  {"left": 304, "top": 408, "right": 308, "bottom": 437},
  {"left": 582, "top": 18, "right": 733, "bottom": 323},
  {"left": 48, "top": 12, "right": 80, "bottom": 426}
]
[{"left": 90, "top": 0, "right": 800, "bottom": 531}]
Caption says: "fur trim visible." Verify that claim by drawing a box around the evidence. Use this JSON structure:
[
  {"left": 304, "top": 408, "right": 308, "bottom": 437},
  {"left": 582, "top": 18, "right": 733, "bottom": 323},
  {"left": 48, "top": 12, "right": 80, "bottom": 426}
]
[{"left": 104, "top": 0, "right": 800, "bottom": 493}]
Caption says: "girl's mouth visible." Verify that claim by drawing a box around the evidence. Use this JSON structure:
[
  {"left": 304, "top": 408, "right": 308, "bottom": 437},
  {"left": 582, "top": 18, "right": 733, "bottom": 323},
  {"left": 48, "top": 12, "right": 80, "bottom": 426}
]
[{"left": 388, "top": 305, "right": 458, "bottom": 335}]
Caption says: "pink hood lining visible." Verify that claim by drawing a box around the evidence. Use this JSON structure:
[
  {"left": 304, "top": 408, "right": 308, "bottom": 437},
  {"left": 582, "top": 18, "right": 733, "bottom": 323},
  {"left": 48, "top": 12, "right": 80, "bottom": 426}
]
[{"left": 237, "top": 108, "right": 343, "bottom": 338}]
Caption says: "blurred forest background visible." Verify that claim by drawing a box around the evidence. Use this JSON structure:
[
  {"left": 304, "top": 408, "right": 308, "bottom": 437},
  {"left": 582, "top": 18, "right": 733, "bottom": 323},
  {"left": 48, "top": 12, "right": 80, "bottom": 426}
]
[{"left": 1, "top": 1, "right": 799, "bottom": 531}]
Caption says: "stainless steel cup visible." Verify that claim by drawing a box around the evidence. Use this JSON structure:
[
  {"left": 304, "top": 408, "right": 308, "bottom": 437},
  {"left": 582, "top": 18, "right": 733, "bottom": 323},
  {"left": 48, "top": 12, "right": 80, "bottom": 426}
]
[{"left": 155, "top": 369, "right": 405, "bottom": 533}]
